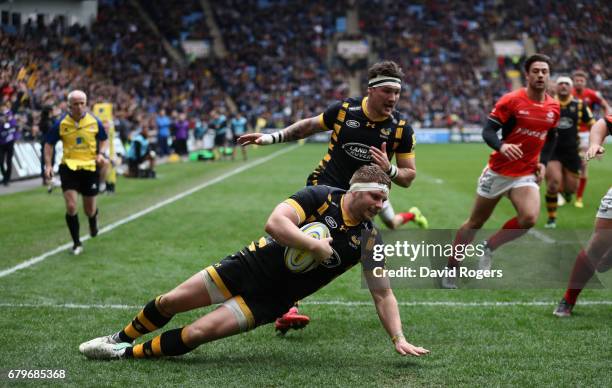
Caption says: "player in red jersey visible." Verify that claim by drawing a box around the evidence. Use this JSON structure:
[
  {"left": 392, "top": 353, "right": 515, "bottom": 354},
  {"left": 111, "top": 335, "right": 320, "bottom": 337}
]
[
  {"left": 553, "top": 115, "right": 612, "bottom": 317},
  {"left": 571, "top": 70, "right": 611, "bottom": 208},
  {"left": 442, "top": 54, "right": 561, "bottom": 289}
]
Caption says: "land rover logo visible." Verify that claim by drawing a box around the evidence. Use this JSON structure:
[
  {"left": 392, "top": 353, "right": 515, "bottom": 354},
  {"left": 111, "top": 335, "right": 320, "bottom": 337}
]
[
  {"left": 346, "top": 120, "right": 360, "bottom": 128},
  {"left": 342, "top": 142, "right": 372, "bottom": 161},
  {"left": 557, "top": 117, "right": 573, "bottom": 130}
]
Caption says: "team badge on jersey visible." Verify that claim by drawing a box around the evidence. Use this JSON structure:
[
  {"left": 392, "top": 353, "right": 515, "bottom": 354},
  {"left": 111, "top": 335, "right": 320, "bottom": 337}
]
[
  {"left": 380, "top": 128, "right": 391, "bottom": 138},
  {"left": 320, "top": 248, "right": 341, "bottom": 268}
]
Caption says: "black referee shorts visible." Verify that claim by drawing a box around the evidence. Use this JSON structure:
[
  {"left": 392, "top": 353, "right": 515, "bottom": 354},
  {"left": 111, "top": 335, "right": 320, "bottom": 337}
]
[{"left": 59, "top": 164, "right": 99, "bottom": 196}]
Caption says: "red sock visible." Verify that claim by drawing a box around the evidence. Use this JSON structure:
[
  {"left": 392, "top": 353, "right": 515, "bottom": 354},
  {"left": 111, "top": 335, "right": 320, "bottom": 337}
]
[
  {"left": 398, "top": 212, "right": 415, "bottom": 225},
  {"left": 576, "top": 177, "right": 587, "bottom": 199},
  {"left": 487, "top": 217, "right": 528, "bottom": 251},
  {"left": 447, "top": 229, "right": 476, "bottom": 268},
  {"left": 563, "top": 250, "right": 596, "bottom": 304}
]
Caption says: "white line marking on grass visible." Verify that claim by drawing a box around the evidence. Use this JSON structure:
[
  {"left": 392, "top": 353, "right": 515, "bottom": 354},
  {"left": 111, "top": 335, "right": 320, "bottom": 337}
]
[
  {"left": 418, "top": 172, "right": 445, "bottom": 185},
  {"left": 1, "top": 300, "right": 611, "bottom": 310},
  {"left": 528, "top": 229, "right": 556, "bottom": 244},
  {"left": 0, "top": 145, "right": 300, "bottom": 279}
]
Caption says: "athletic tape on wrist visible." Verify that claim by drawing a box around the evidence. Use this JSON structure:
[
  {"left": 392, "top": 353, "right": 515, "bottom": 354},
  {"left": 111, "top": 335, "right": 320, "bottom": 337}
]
[
  {"left": 387, "top": 164, "right": 399, "bottom": 179},
  {"left": 260, "top": 131, "right": 285, "bottom": 145}
]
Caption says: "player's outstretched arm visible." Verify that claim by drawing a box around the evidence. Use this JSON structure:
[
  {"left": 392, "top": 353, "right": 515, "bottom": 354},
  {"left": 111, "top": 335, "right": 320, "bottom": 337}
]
[
  {"left": 585, "top": 118, "right": 608, "bottom": 161},
  {"left": 237, "top": 116, "right": 326, "bottom": 146},
  {"left": 365, "top": 272, "right": 429, "bottom": 357}
]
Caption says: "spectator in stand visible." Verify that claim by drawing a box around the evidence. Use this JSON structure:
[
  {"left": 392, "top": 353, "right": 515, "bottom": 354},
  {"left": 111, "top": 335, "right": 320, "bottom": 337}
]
[
  {"left": 230, "top": 112, "right": 249, "bottom": 161},
  {"left": 173, "top": 112, "right": 189, "bottom": 157},
  {"left": 210, "top": 110, "right": 228, "bottom": 159},
  {"left": 126, "top": 126, "right": 156, "bottom": 178},
  {"left": 156, "top": 109, "right": 172, "bottom": 157},
  {"left": 0, "top": 102, "right": 20, "bottom": 186}
]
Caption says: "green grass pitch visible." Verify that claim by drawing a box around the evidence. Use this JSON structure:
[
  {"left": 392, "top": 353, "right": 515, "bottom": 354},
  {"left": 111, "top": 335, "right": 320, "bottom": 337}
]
[{"left": 0, "top": 143, "right": 610, "bottom": 387}]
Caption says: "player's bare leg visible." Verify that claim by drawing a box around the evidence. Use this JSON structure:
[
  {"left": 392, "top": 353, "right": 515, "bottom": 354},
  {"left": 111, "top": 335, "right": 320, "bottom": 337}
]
[
  {"left": 484, "top": 186, "right": 538, "bottom": 251},
  {"left": 449, "top": 194, "right": 501, "bottom": 266},
  {"left": 555, "top": 217, "right": 612, "bottom": 317},
  {"left": 442, "top": 194, "right": 501, "bottom": 288},
  {"left": 474, "top": 187, "right": 538, "bottom": 271},
  {"left": 79, "top": 271, "right": 225, "bottom": 359}
]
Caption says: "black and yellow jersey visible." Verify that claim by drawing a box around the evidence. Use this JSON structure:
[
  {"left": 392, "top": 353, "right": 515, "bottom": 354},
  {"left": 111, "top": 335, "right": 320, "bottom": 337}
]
[
  {"left": 556, "top": 97, "right": 594, "bottom": 152},
  {"left": 307, "top": 97, "right": 415, "bottom": 189},
  {"left": 46, "top": 112, "right": 107, "bottom": 171},
  {"left": 606, "top": 115, "right": 612, "bottom": 135},
  {"left": 219, "top": 185, "right": 383, "bottom": 305}
]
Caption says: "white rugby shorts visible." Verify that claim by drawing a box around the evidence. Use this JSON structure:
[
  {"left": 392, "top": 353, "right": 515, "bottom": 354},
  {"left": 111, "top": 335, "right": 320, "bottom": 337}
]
[
  {"left": 596, "top": 187, "right": 612, "bottom": 219},
  {"left": 476, "top": 167, "right": 539, "bottom": 199}
]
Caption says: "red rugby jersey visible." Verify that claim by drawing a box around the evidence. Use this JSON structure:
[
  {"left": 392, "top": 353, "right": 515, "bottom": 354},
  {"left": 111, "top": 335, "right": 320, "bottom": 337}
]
[
  {"left": 572, "top": 88, "right": 603, "bottom": 132},
  {"left": 487, "top": 88, "right": 560, "bottom": 177}
]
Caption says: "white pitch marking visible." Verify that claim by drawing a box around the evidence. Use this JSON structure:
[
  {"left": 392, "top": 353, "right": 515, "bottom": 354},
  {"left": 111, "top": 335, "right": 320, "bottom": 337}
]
[
  {"left": 0, "top": 145, "right": 300, "bottom": 279},
  {"left": 528, "top": 229, "right": 556, "bottom": 244},
  {"left": 0, "top": 300, "right": 611, "bottom": 310}
]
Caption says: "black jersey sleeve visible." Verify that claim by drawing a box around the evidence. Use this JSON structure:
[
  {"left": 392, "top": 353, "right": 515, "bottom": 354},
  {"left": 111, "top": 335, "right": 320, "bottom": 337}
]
[
  {"left": 321, "top": 101, "right": 343, "bottom": 131},
  {"left": 360, "top": 227, "right": 385, "bottom": 270},
  {"left": 394, "top": 123, "right": 416, "bottom": 160},
  {"left": 539, "top": 128, "right": 558, "bottom": 166},
  {"left": 283, "top": 185, "right": 332, "bottom": 224},
  {"left": 606, "top": 115, "right": 612, "bottom": 136},
  {"left": 482, "top": 118, "right": 503, "bottom": 151},
  {"left": 581, "top": 104, "right": 595, "bottom": 127}
]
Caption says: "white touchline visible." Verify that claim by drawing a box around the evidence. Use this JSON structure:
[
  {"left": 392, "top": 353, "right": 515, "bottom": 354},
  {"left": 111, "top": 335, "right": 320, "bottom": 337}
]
[
  {"left": 528, "top": 229, "right": 556, "bottom": 244},
  {"left": 0, "top": 300, "right": 610, "bottom": 309},
  {"left": 0, "top": 145, "right": 300, "bottom": 279}
]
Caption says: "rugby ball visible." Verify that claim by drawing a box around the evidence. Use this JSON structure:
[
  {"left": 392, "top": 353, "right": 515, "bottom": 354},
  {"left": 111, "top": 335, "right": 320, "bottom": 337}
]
[{"left": 284, "top": 222, "right": 331, "bottom": 273}]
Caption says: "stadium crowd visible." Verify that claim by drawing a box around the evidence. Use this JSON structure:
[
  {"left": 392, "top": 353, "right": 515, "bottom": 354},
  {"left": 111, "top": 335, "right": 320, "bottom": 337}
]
[{"left": 0, "top": 0, "right": 610, "bottom": 161}]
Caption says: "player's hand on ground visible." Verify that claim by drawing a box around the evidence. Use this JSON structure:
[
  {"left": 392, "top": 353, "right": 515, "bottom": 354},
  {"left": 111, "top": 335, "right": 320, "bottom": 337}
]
[
  {"left": 44, "top": 165, "right": 53, "bottom": 180},
  {"left": 500, "top": 143, "right": 523, "bottom": 161},
  {"left": 395, "top": 338, "right": 429, "bottom": 356},
  {"left": 369, "top": 142, "right": 391, "bottom": 171},
  {"left": 311, "top": 237, "right": 333, "bottom": 263},
  {"left": 237, "top": 133, "right": 263, "bottom": 146},
  {"left": 535, "top": 163, "right": 545, "bottom": 184},
  {"left": 585, "top": 144, "right": 605, "bottom": 161}
]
